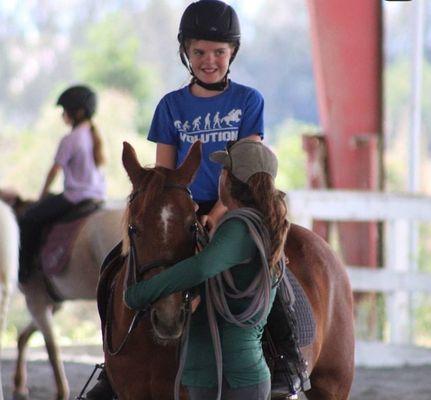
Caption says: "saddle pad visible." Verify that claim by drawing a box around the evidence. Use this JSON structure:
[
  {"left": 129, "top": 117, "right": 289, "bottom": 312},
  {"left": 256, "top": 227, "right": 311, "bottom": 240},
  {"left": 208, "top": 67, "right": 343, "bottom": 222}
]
[
  {"left": 285, "top": 267, "right": 316, "bottom": 348},
  {"left": 40, "top": 217, "right": 88, "bottom": 276}
]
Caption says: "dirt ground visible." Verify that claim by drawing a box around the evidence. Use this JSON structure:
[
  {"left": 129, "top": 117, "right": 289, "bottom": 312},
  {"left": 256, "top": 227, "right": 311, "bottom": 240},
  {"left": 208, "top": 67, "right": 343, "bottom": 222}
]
[{"left": 1, "top": 346, "right": 431, "bottom": 400}]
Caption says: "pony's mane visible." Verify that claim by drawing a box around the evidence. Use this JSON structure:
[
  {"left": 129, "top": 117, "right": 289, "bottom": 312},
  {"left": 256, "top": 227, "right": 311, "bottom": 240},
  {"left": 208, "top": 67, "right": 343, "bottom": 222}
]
[{"left": 121, "top": 166, "right": 168, "bottom": 255}]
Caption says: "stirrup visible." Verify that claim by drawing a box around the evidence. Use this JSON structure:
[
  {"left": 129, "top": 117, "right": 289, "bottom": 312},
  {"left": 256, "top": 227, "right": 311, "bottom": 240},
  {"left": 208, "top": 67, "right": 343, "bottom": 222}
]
[
  {"left": 271, "top": 356, "right": 311, "bottom": 399},
  {"left": 75, "top": 363, "right": 105, "bottom": 400},
  {"left": 272, "top": 390, "right": 299, "bottom": 400}
]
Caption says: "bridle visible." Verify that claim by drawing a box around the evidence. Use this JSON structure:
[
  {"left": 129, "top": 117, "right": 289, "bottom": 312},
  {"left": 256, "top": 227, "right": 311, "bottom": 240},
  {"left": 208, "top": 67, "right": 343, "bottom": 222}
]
[
  {"left": 105, "top": 182, "right": 206, "bottom": 356},
  {"left": 125, "top": 183, "right": 199, "bottom": 283}
]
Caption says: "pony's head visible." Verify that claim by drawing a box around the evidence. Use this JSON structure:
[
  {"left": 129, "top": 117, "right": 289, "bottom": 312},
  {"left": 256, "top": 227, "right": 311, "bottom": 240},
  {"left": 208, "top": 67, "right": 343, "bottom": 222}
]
[{"left": 122, "top": 141, "right": 201, "bottom": 342}]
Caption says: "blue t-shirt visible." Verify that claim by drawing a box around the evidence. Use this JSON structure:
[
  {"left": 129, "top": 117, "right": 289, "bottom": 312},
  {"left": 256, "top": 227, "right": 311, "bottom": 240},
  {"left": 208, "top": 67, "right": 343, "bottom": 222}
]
[{"left": 148, "top": 81, "right": 264, "bottom": 202}]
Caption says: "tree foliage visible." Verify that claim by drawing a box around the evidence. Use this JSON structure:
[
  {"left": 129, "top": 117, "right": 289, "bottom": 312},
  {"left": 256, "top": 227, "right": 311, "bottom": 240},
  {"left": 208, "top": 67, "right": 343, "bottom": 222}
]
[
  {"left": 74, "top": 12, "right": 152, "bottom": 100},
  {"left": 273, "top": 119, "right": 317, "bottom": 191}
]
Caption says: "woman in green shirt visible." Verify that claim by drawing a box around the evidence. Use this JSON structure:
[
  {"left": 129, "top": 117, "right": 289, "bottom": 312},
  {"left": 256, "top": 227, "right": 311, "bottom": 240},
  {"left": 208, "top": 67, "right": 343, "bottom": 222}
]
[{"left": 125, "top": 138, "right": 288, "bottom": 400}]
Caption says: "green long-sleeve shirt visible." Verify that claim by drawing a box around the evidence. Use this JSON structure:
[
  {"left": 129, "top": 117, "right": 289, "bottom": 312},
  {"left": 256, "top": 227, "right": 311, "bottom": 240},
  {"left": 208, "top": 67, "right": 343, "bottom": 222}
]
[{"left": 125, "top": 218, "right": 276, "bottom": 388}]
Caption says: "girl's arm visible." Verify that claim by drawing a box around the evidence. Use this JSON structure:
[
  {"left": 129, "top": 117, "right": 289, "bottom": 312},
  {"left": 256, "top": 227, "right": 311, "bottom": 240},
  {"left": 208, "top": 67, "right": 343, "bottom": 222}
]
[
  {"left": 246, "top": 134, "right": 262, "bottom": 142},
  {"left": 156, "top": 143, "right": 177, "bottom": 169},
  {"left": 40, "top": 163, "right": 61, "bottom": 199},
  {"left": 201, "top": 199, "right": 227, "bottom": 232}
]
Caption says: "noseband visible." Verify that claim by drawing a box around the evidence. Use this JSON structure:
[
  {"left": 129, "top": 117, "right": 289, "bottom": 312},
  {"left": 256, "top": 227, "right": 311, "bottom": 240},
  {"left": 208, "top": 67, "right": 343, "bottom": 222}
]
[{"left": 106, "top": 182, "right": 204, "bottom": 356}]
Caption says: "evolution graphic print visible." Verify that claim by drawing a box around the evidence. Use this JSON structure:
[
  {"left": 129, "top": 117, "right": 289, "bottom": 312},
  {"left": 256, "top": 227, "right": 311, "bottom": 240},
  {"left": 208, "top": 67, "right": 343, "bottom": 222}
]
[
  {"left": 147, "top": 81, "right": 264, "bottom": 201},
  {"left": 174, "top": 109, "right": 242, "bottom": 144}
]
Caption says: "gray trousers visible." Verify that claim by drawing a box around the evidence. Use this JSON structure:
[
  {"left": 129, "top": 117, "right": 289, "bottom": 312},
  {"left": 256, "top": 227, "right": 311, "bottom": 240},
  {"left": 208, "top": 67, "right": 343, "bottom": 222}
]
[{"left": 187, "top": 378, "right": 271, "bottom": 400}]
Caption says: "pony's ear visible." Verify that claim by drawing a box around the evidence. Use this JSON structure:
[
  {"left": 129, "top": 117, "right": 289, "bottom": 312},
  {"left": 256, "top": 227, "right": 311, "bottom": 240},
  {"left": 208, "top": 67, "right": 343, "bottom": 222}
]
[
  {"left": 122, "top": 142, "right": 142, "bottom": 184},
  {"left": 176, "top": 140, "right": 202, "bottom": 185}
]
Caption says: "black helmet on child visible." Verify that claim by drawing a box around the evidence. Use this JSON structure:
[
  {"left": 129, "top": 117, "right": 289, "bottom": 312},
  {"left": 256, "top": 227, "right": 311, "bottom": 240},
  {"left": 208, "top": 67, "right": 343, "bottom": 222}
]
[
  {"left": 57, "top": 85, "right": 97, "bottom": 118},
  {"left": 178, "top": 1, "right": 241, "bottom": 91},
  {"left": 178, "top": 0, "right": 241, "bottom": 44}
]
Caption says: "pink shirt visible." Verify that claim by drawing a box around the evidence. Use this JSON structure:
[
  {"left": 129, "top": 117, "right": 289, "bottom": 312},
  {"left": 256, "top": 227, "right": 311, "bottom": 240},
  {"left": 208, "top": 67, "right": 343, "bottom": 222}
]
[{"left": 55, "top": 122, "right": 106, "bottom": 204}]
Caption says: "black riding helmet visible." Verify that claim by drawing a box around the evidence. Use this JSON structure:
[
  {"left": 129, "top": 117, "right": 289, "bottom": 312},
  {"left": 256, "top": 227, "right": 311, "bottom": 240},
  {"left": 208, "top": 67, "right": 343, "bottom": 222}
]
[
  {"left": 178, "top": 0, "right": 240, "bottom": 43},
  {"left": 57, "top": 85, "right": 97, "bottom": 118},
  {"left": 178, "top": 0, "right": 241, "bottom": 91}
]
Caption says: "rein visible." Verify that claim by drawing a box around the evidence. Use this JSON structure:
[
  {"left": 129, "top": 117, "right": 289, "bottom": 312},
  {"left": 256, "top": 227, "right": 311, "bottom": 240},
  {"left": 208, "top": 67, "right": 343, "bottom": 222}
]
[{"left": 104, "top": 182, "right": 202, "bottom": 356}]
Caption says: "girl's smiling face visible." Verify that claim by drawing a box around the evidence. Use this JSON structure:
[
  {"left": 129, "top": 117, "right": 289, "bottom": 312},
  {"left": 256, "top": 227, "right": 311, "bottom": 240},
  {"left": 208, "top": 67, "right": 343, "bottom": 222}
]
[{"left": 187, "top": 40, "right": 235, "bottom": 85}]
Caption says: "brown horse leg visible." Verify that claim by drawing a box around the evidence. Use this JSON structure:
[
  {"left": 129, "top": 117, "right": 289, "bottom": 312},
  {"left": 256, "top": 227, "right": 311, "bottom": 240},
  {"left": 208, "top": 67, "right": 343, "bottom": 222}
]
[
  {"left": 305, "top": 355, "right": 354, "bottom": 400},
  {"left": 305, "top": 385, "right": 338, "bottom": 400},
  {"left": 13, "top": 321, "right": 37, "bottom": 400},
  {"left": 304, "top": 377, "right": 350, "bottom": 400}
]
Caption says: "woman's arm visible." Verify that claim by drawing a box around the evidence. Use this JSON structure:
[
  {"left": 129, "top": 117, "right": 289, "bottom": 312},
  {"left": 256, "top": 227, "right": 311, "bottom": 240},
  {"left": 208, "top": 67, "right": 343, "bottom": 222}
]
[
  {"left": 124, "top": 219, "right": 255, "bottom": 310},
  {"left": 156, "top": 143, "right": 177, "bottom": 169},
  {"left": 39, "top": 163, "right": 61, "bottom": 199}
]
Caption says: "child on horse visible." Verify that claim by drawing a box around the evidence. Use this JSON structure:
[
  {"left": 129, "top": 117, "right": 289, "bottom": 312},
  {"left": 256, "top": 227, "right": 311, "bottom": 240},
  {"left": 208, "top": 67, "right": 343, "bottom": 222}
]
[
  {"left": 149, "top": 0, "right": 262, "bottom": 229},
  {"left": 18, "top": 85, "right": 106, "bottom": 283},
  {"left": 85, "top": 1, "right": 308, "bottom": 399}
]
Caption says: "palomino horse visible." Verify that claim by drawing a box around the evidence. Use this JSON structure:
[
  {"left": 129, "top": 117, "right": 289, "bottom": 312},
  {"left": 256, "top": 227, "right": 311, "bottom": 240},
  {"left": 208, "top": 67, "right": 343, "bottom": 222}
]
[
  {"left": 103, "top": 140, "right": 355, "bottom": 400},
  {"left": 0, "top": 200, "right": 19, "bottom": 400},
  {"left": 101, "top": 141, "right": 201, "bottom": 400},
  {"left": 0, "top": 191, "right": 124, "bottom": 400}
]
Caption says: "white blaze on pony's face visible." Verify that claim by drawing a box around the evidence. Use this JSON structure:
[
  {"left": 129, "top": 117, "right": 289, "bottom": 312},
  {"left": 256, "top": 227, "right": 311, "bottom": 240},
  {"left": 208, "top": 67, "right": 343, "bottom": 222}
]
[{"left": 160, "top": 204, "right": 174, "bottom": 244}]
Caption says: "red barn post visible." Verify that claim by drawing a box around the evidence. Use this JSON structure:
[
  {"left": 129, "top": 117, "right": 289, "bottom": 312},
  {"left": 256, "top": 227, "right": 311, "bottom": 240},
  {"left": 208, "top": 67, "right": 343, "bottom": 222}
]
[{"left": 306, "top": 0, "right": 383, "bottom": 270}]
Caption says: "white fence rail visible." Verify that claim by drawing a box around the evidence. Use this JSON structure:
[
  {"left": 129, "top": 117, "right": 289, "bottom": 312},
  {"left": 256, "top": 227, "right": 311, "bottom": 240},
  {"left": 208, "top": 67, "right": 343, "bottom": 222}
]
[{"left": 286, "top": 189, "right": 431, "bottom": 366}]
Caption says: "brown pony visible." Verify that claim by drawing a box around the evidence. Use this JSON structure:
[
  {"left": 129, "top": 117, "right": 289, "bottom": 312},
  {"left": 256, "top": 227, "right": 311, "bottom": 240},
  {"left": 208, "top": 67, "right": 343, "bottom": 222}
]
[
  {"left": 104, "top": 141, "right": 355, "bottom": 400},
  {"left": 284, "top": 225, "right": 355, "bottom": 399},
  {"left": 102, "top": 141, "right": 201, "bottom": 400}
]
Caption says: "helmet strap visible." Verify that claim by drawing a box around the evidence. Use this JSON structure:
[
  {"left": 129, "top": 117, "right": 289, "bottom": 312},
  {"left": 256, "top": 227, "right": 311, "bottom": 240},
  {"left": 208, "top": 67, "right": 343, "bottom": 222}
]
[
  {"left": 192, "top": 75, "right": 229, "bottom": 91},
  {"left": 180, "top": 44, "right": 194, "bottom": 75}
]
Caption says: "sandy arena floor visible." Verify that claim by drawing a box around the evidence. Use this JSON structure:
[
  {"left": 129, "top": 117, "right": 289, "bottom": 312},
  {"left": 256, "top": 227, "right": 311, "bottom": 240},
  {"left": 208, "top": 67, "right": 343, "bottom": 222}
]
[{"left": 1, "top": 346, "right": 431, "bottom": 400}]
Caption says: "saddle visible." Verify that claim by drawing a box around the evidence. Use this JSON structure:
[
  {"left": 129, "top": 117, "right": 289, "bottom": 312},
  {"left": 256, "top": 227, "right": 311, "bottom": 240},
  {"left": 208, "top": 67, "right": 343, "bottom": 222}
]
[
  {"left": 39, "top": 199, "right": 103, "bottom": 276},
  {"left": 263, "top": 267, "right": 316, "bottom": 370},
  {"left": 263, "top": 267, "right": 315, "bottom": 399}
]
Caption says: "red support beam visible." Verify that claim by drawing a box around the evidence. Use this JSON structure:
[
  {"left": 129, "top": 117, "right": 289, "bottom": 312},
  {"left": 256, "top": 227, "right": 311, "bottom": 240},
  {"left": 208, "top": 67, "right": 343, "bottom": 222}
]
[{"left": 306, "top": 0, "right": 383, "bottom": 268}]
